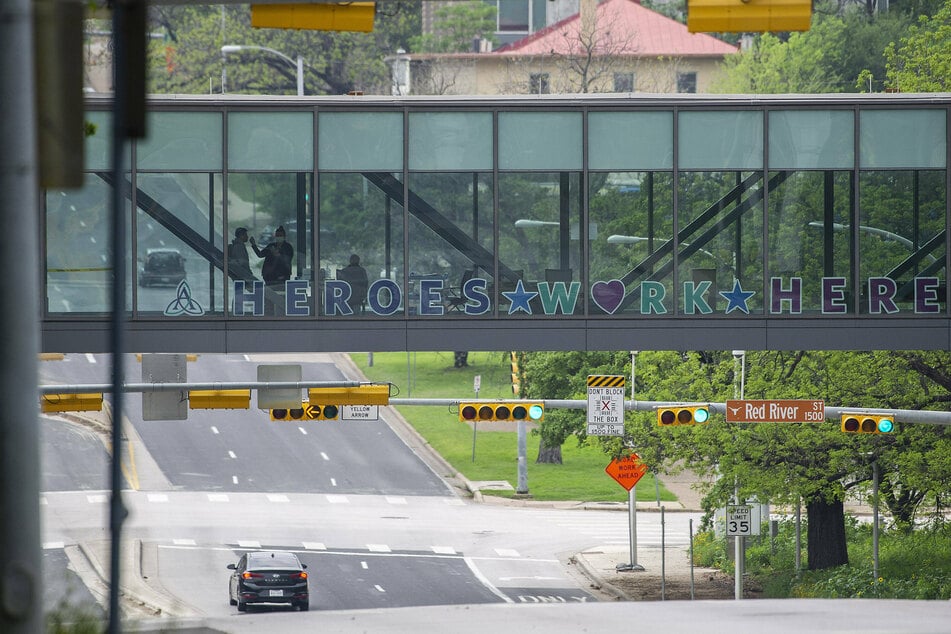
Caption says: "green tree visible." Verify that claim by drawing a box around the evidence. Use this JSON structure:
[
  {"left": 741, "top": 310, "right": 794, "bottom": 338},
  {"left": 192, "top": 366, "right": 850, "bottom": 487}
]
[
  {"left": 149, "top": 3, "right": 421, "bottom": 95},
  {"left": 521, "top": 349, "right": 951, "bottom": 570},
  {"left": 409, "top": 1, "right": 497, "bottom": 53},
  {"left": 712, "top": 2, "right": 913, "bottom": 94},
  {"left": 883, "top": 0, "right": 951, "bottom": 91}
]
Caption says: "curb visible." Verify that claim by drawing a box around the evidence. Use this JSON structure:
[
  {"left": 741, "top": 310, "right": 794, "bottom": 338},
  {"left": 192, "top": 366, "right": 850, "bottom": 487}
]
[{"left": 570, "top": 552, "right": 631, "bottom": 602}]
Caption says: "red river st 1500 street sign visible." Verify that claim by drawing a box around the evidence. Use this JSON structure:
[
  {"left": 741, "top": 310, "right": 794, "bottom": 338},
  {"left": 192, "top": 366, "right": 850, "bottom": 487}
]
[
  {"left": 726, "top": 399, "right": 825, "bottom": 423},
  {"left": 605, "top": 454, "right": 649, "bottom": 491}
]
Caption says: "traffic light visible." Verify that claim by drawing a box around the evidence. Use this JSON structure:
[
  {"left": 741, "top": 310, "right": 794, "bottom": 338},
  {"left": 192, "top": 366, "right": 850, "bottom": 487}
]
[
  {"left": 841, "top": 413, "right": 894, "bottom": 434},
  {"left": 657, "top": 405, "right": 710, "bottom": 426},
  {"left": 271, "top": 404, "right": 339, "bottom": 421},
  {"left": 459, "top": 402, "right": 544, "bottom": 422}
]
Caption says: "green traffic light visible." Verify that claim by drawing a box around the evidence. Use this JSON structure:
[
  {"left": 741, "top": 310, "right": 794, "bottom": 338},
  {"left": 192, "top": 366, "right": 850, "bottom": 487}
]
[
  {"left": 694, "top": 408, "right": 709, "bottom": 423},
  {"left": 878, "top": 418, "right": 894, "bottom": 433},
  {"left": 528, "top": 404, "right": 544, "bottom": 420}
]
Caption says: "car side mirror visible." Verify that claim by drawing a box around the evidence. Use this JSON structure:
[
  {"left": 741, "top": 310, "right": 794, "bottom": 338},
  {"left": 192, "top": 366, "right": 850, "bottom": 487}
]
[
  {"left": 301, "top": 563, "right": 308, "bottom": 569},
  {"left": 227, "top": 563, "right": 237, "bottom": 570}
]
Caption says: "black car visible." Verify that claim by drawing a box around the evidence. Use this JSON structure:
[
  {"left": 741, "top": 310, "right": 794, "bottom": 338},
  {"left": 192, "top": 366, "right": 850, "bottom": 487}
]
[
  {"left": 139, "top": 248, "right": 186, "bottom": 287},
  {"left": 228, "top": 551, "right": 309, "bottom": 612}
]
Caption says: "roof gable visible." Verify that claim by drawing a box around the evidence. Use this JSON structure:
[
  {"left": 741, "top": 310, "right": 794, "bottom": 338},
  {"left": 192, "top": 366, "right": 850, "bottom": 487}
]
[{"left": 495, "top": 0, "right": 738, "bottom": 58}]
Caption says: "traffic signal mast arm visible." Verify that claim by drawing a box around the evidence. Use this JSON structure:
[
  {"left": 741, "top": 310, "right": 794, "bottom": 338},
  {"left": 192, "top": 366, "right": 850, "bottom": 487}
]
[{"left": 36, "top": 383, "right": 951, "bottom": 427}]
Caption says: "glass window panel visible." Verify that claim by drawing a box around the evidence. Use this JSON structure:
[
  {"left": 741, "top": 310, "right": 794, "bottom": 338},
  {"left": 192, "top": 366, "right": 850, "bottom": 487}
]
[
  {"left": 137, "top": 112, "right": 222, "bottom": 170},
  {"left": 589, "top": 111, "right": 673, "bottom": 170},
  {"left": 679, "top": 111, "right": 763, "bottom": 170},
  {"left": 769, "top": 110, "right": 853, "bottom": 170},
  {"left": 225, "top": 173, "right": 314, "bottom": 316},
  {"left": 135, "top": 173, "right": 225, "bottom": 316},
  {"left": 318, "top": 173, "right": 405, "bottom": 317},
  {"left": 858, "top": 170, "right": 946, "bottom": 314},
  {"left": 407, "top": 173, "right": 495, "bottom": 316},
  {"left": 589, "top": 172, "right": 675, "bottom": 316},
  {"left": 46, "top": 174, "right": 132, "bottom": 313},
  {"left": 499, "top": 0, "right": 529, "bottom": 31},
  {"left": 860, "top": 109, "right": 946, "bottom": 169},
  {"left": 318, "top": 112, "right": 403, "bottom": 171},
  {"left": 498, "top": 172, "right": 583, "bottom": 316},
  {"left": 409, "top": 112, "right": 493, "bottom": 171},
  {"left": 228, "top": 112, "right": 313, "bottom": 171},
  {"left": 768, "top": 171, "right": 853, "bottom": 314},
  {"left": 85, "top": 110, "right": 126, "bottom": 171},
  {"left": 499, "top": 112, "right": 582, "bottom": 170},
  {"left": 678, "top": 172, "right": 764, "bottom": 315}
]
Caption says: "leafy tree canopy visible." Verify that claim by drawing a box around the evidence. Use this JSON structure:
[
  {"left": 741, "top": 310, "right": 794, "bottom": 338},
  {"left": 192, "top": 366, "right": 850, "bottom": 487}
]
[
  {"left": 883, "top": 0, "right": 951, "bottom": 91},
  {"left": 148, "top": 3, "right": 421, "bottom": 96},
  {"left": 409, "top": 1, "right": 497, "bottom": 53},
  {"left": 712, "top": 1, "right": 914, "bottom": 93}
]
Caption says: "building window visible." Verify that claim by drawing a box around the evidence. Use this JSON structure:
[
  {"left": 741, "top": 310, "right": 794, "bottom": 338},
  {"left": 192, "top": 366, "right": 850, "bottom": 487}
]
[
  {"left": 498, "top": 0, "right": 530, "bottom": 32},
  {"left": 614, "top": 72, "right": 635, "bottom": 93},
  {"left": 529, "top": 73, "right": 550, "bottom": 94},
  {"left": 677, "top": 72, "right": 697, "bottom": 94}
]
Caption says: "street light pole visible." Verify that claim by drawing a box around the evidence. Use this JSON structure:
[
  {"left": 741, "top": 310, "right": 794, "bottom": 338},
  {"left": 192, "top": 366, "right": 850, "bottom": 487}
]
[{"left": 221, "top": 44, "right": 304, "bottom": 96}]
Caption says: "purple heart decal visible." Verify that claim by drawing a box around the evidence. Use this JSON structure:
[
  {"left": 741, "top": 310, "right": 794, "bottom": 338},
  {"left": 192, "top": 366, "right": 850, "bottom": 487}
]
[{"left": 591, "top": 279, "right": 626, "bottom": 314}]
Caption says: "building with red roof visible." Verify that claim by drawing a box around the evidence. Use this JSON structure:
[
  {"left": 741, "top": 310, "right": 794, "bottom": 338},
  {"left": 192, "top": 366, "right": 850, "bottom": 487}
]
[{"left": 393, "top": 0, "right": 738, "bottom": 96}]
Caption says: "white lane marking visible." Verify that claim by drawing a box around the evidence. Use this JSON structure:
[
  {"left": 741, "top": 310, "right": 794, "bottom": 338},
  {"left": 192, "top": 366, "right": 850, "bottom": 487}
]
[
  {"left": 267, "top": 494, "right": 289, "bottom": 503},
  {"left": 208, "top": 494, "right": 229, "bottom": 502},
  {"left": 298, "top": 427, "right": 308, "bottom": 435},
  {"left": 494, "top": 548, "right": 520, "bottom": 558},
  {"left": 237, "top": 540, "right": 261, "bottom": 548},
  {"left": 43, "top": 541, "right": 65, "bottom": 550},
  {"left": 320, "top": 452, "right": 329, "bottom": 461},
  {"left": 374, "top": 585, "right": 386, "bottom": 593},
  {"left": 232, "top": 476, "right": 239, "bottom": 485},
  {"left": 361, "top": 561, "right": 369, "bottom": 569},
  {"left": 431, "top": 546, "right": 456, "bottom": 555},
  {"left": 40, "top": 497, "right": 47, "bottom": 505},
  {"left": 302, "top": 542, "right": 326, "bottom": 550},
  {"left": 385, "top": 496, "right": 407, "bottom": 505},
  {"left": 464, "top": 557, "right": 513, "bottom": 603},
  {"left": 326, "top": 494, "right": 348, "bottom": 504},
  {"left": 85, "top": 353, "right": 97, "bottom": 364},
  {"left": 443, "top": 498, "right": 464, "bottom": 506},
  {"left": 228, "top": 451, "right": 236, "bottom": 459},
  {"left": 367, "top": 544, "right": 391, "bottom": 553},
  {"left": 330, "top": 478, "right": 338, "bottom": 487},
  {"left": 173, "top": 539, "right": 196, "bottom": 546},
  {"left": 147, "top": 494, "right": 169, "bottom": 503},
  {"left": 87, "top": 494, "right": 107, "bottom": 504},
  {"left": 211, "top": 426, "right": 219, "bottom": 435}
]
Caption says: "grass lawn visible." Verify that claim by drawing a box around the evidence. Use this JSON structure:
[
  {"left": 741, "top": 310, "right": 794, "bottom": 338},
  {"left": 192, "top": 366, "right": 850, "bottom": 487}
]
[{"left": 352, "top": 351, "right": 675, "bottom": 503}]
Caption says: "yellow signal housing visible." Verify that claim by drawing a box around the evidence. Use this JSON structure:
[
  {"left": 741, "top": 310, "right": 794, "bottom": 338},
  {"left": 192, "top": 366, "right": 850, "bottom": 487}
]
[
  {"left": 309, "top": 385, "right": 389, "bottom": 406},
  {"left": 251, "top": 3, "right": 376, "bottom": 33},
  {"left": 687, "top": 0, "right": 812, "bottom": 33},
  {"left": 189, "top": 389, "right": 251, "bottom": 410},
  {"left": 41, "top": 393, "right": 103, "bottom": 413}
]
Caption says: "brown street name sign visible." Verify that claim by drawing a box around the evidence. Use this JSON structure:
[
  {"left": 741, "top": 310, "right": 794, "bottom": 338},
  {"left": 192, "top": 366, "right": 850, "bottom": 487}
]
[{"left": 726, "top": 399, "right": 825, "bottom": 423}]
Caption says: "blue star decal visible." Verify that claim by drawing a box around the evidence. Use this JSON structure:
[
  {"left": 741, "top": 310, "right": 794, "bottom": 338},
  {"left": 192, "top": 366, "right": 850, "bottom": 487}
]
[
  {"left": 502, "top": 279, "right": 538, "bottom": 315},
  {"left": 719, "top": 279, "right": 755, "bottom": 314}
]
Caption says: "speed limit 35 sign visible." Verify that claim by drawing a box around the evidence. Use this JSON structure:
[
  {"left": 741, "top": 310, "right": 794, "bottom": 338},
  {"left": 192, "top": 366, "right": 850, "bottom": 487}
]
[{"left": 726, "top": 505, "right": 753, "bottom": 536}]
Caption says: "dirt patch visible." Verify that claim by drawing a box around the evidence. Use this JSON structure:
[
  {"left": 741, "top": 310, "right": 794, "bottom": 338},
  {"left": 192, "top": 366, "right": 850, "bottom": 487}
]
[{"left": 607, "top": 566, "right": 737, "bottom": 601}]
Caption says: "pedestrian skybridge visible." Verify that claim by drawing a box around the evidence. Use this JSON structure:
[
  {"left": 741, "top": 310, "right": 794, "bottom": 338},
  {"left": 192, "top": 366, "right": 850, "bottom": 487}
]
[{"left": 44, "top": 93, "right": 950, "bottom": 353}]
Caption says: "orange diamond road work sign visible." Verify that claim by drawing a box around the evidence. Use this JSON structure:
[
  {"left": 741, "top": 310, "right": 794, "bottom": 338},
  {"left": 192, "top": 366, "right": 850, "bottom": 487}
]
[
  {"left": 726, "top": 399, "right": 825, "bottom": 423},
  {"left": 605, "top": 454, "right": 649, "bottom": 491}
]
